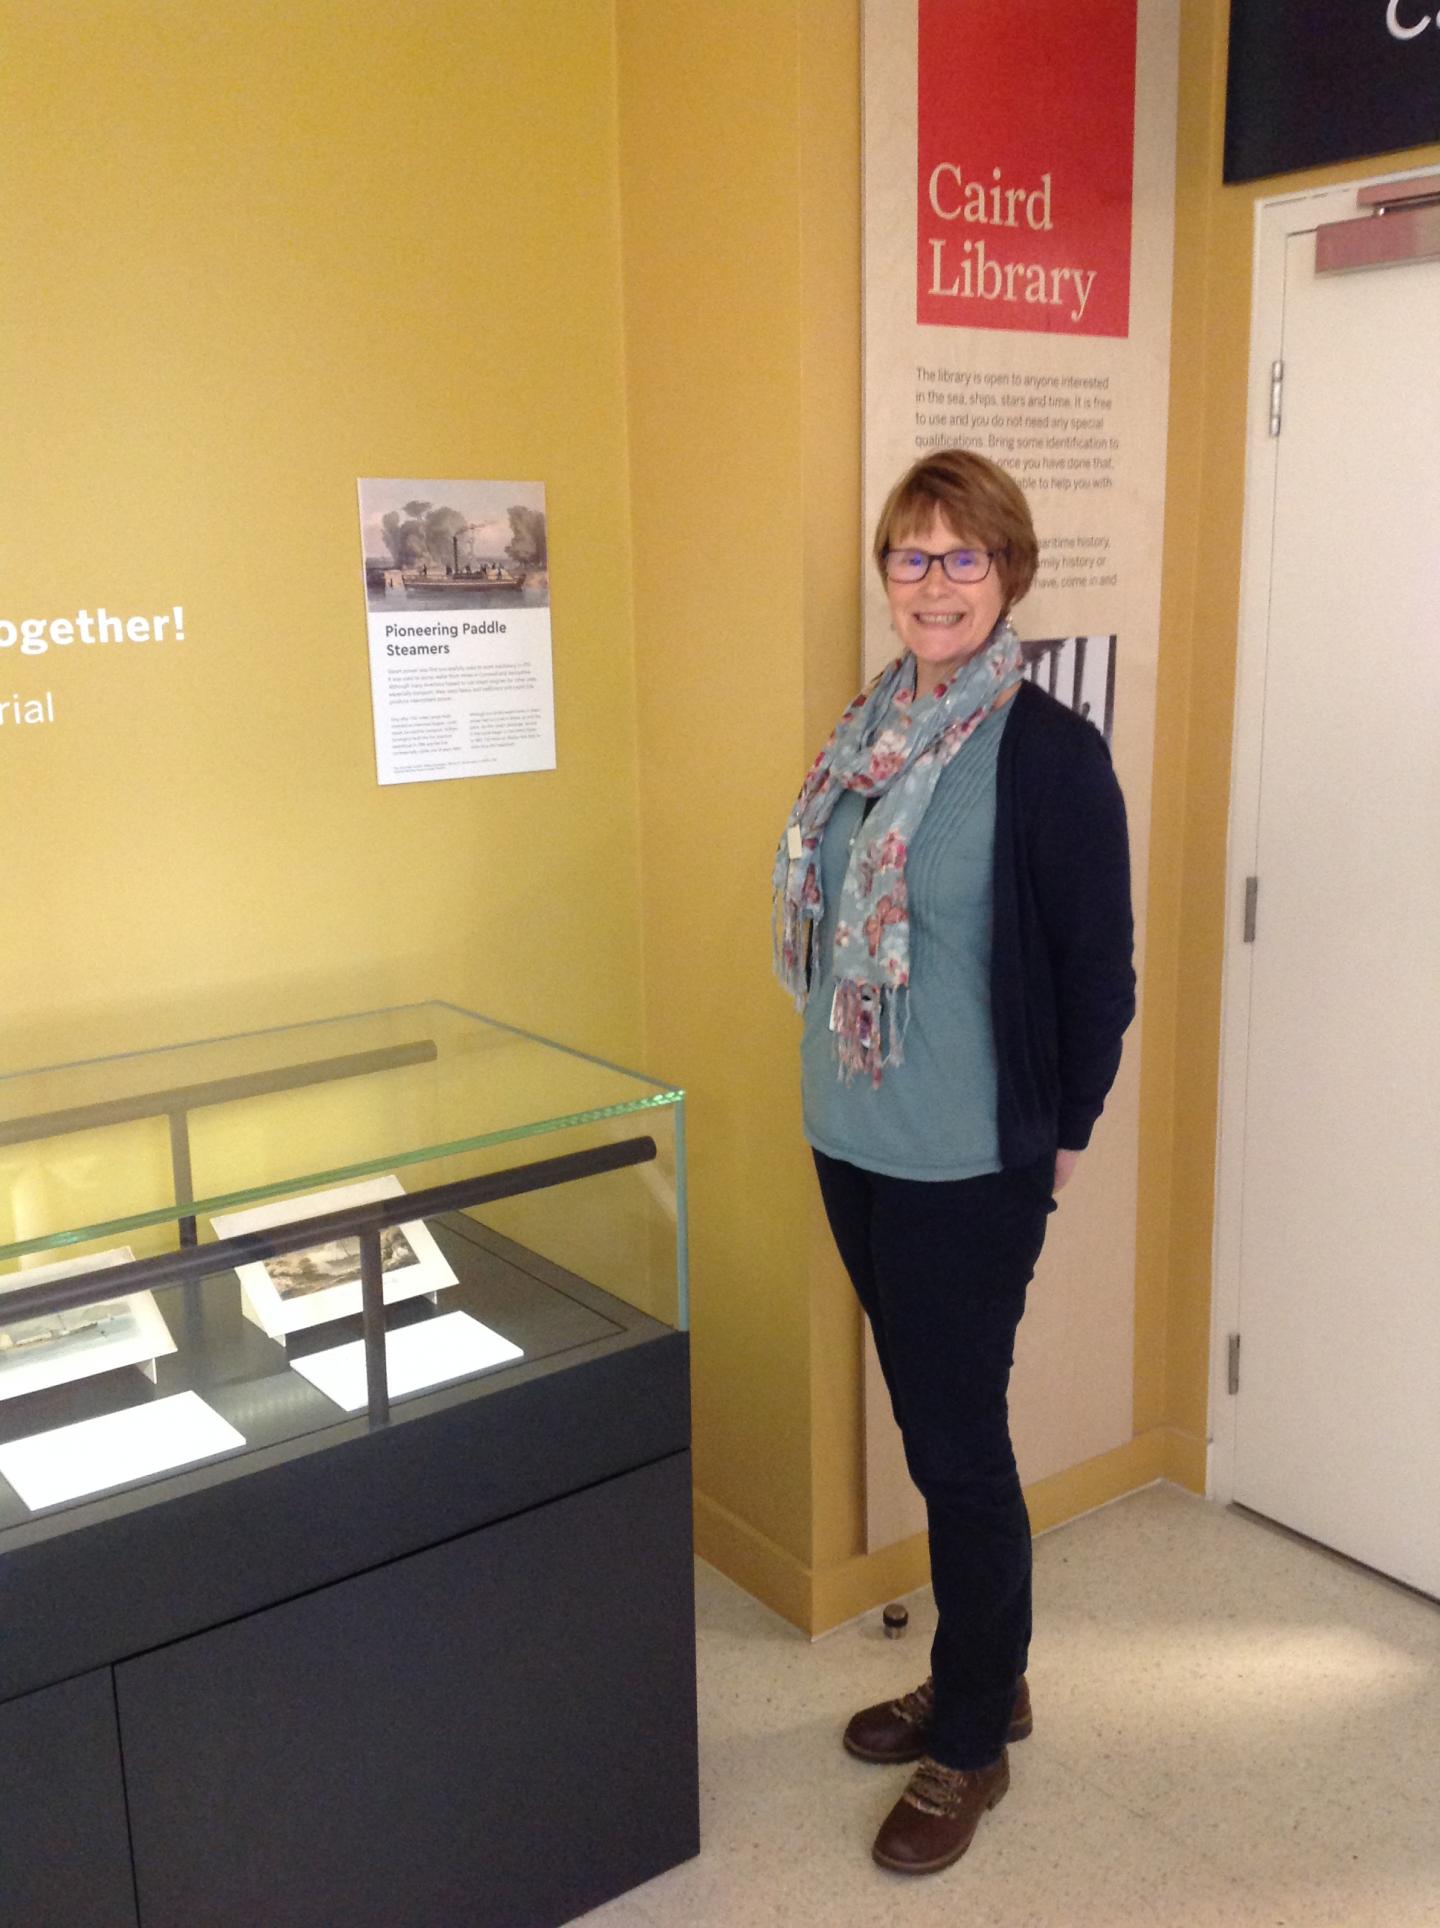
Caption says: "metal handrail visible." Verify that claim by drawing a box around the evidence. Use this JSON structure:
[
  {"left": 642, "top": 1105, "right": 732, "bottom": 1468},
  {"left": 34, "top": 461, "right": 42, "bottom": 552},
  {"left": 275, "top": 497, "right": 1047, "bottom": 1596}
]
[
  {"left": 0, "top": 1040, "right": 440, "bottom": 1149},
  {"left": 0, "top": 1038, "right": 441, "bottom": 1251},
  {"left": 0, "top": 1135, "right": 658, "bottom": 1426}
]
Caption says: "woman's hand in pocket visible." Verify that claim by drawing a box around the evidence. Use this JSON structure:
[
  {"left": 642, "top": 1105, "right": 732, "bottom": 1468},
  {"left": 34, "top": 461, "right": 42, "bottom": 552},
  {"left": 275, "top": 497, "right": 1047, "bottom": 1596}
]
[{"left": 1053, "top": 1148, "right": 1081, "bottom": 1193}]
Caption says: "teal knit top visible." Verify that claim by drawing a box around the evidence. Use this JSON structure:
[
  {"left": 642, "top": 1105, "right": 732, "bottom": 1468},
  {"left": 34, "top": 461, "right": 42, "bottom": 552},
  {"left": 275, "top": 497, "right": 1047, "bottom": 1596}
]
[{"left": 801, "top": 702, "right": 1009, "bottom": 1180}]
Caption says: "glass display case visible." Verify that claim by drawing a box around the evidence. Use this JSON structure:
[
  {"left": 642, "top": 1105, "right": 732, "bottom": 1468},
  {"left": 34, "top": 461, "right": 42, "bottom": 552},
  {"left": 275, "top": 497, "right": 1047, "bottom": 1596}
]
[
  {"left": 0, "top": 1000, "right": 687, "bottom": 1523},
  {"left": 0, "top": 1004, "right": 697, "bottom": 1927}
]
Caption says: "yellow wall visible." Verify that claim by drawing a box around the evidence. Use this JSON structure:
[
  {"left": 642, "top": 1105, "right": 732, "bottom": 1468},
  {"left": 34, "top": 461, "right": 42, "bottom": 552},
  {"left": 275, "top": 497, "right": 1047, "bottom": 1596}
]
[
  {"left": 619, "top": 0, "right": 806, "bottom": 1614},
  {"left": 0, "top": 1, "right": 646, "bottom": 1077},
  {"left": 616, "top": 0, "right": 870, "bottom": 1624}
]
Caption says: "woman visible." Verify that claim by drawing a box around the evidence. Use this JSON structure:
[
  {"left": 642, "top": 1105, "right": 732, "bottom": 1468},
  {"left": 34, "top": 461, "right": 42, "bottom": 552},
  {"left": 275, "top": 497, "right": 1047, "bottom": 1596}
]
[{"left": 773, "top": 449, "right": 1134, "bottom": 1877}]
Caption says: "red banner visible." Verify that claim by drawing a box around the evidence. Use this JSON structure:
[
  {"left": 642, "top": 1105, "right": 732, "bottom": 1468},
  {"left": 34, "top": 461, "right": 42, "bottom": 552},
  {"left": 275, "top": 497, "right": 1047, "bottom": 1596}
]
[{"left": 916, "top": 0, "right": 1136, "bottom": 338}]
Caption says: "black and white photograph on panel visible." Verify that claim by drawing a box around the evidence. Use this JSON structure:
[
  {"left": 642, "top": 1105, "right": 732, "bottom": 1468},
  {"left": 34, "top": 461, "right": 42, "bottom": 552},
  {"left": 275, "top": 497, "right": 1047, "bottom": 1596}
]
[{"left": 1022, "top": 634, "right": 1116, "bottom": 742}]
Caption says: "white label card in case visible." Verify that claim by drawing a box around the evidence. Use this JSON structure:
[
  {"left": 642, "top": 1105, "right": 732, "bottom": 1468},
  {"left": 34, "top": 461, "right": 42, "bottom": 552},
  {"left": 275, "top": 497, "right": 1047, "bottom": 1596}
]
[
  {"left": 787, "top": 825, "right": 803, "bottom": 859},
  {"left": 0, "top": 1392, "right": 245, "bottom": 1512},
  {"left": 289, "top": 1311, "right": 522, "bottom": 1412}
]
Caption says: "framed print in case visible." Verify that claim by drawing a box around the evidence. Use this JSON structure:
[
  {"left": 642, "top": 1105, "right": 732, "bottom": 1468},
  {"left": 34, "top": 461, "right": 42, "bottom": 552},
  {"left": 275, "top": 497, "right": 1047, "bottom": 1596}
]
[
  {"left": 211, "top": 1175, "right": 458, "bottom": 1342},
  {"left": 0, "top": 1248, "right": 176, "bottom": 1403}
]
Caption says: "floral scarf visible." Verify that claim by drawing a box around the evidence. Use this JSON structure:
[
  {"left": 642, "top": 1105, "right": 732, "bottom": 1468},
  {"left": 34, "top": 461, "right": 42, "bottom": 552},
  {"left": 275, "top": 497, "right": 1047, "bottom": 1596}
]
[{"left": 772, "top": 620, "right": 1024, "bottom": 1085}]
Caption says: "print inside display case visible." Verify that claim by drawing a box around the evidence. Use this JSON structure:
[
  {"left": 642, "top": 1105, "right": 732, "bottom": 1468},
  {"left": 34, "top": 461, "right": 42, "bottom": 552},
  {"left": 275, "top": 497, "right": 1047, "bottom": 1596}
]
[
  {"left": 0, "top": 1247, "right": 175, "bottom": 1404},
  {"left": 212, "top": 1172, "right": 461, "bottom": 1344},
  {"left": 0, "top": 1003, "right": 696, "bottom": 1927}
]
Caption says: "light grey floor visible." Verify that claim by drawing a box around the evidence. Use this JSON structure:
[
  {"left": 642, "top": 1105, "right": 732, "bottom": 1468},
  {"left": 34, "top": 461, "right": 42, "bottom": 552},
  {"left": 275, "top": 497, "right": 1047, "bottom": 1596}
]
[{"left": 587, "top": 1483, "right": 1440, "bottom": 1927}]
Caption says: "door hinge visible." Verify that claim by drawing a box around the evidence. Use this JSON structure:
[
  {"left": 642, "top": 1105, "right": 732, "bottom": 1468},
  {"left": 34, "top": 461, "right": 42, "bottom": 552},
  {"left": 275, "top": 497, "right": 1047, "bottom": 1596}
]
[
  {"left": 1268, "top": 359, "right": 1284, "bottom": 437},
  {"left": 1227, "top": 1333, "right": 1241, "bottom": 1396},
  {"left": 1243, "top": 876, "right": 1259, "bottom": 943}
]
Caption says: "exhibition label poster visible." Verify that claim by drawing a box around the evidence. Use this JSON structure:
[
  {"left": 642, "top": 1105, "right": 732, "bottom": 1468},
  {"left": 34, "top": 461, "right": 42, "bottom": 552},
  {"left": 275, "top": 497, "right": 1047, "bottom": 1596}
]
[
  {"left": 357, "top": 478, "right": 556, "bottom": 785},
  {"left": 862, "top": 0, "right": 1179, "bottom": 1547}
]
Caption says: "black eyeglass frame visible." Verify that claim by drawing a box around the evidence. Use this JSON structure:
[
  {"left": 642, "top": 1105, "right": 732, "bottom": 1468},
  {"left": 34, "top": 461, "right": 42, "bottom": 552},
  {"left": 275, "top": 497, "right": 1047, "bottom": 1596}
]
[{"left": 880, "top": 544, "right": 1006, "bottom": 585}]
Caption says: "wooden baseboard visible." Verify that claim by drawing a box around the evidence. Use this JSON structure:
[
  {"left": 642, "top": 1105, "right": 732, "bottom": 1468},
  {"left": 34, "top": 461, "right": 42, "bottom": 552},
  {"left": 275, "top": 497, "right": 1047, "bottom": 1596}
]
[
  {"left": 1024, "top": 1429, "right": 1167, "bottom": 1536},
  {"left": 694, "top": 1425, "right": 1208, "bottom": 1637},
  {"left": 692, "top": 1488, "right": 814, "bottom": 1630},
  {"left": 1161, "top": 1424, "right": 1207, "bottom": 1493}
]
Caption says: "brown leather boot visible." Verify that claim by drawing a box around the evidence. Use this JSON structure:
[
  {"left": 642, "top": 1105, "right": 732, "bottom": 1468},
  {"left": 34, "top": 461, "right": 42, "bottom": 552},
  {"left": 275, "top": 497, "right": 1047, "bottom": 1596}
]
[
  {"left": 843, "top": 1674, "right": 1032, "bottom": 1762},
  {"left": 871, "top": 1750, "right": 1009, "bottom": 1874}
]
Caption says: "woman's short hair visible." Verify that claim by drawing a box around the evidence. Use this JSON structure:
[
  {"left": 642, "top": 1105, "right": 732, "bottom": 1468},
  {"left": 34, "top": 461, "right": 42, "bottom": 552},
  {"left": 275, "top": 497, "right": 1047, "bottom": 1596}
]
[{"left": 872, "top": 448, "right": 1038, "bottom": 609}]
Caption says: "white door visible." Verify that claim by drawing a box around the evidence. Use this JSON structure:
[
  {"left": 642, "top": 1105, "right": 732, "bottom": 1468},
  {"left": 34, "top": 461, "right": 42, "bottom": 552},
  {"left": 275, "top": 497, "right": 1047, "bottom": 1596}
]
[{"left": 1221, "top": 193, "right": 1440, "bottom": 1595}]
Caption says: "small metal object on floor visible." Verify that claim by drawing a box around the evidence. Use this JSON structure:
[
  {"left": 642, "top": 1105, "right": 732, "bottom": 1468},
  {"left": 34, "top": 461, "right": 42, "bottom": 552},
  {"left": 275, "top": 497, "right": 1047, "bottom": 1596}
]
[{"left": 882, "top": 1602, "right": 909, "bottom": 1638}]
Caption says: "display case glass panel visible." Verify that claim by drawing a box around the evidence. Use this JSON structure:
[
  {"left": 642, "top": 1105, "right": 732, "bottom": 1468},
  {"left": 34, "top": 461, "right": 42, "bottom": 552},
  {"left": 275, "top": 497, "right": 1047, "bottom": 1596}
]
[{"left": 0, "top": 1003, "right": 686, "bottom": 1527}]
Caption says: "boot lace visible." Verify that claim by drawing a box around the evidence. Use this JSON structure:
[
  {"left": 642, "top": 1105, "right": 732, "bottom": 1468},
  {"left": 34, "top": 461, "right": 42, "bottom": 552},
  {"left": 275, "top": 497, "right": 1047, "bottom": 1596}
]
[
  {"left": 889, "top": 1676, "right": 935, "bottom": 1726},
  {"left": 902, "top": 1755, "right": 981, "bottom": 1818}
]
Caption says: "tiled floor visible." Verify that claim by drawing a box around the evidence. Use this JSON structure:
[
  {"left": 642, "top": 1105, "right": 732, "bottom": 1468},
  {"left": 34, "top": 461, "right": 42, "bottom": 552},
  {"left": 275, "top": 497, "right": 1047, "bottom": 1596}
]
[{"left": 586, "top": 1484, "right": 1440, "bottom": 1926}]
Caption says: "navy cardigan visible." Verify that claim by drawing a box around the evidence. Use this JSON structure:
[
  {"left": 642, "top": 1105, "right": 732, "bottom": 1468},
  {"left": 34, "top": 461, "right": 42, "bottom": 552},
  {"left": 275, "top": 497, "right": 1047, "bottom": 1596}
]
[{"left": 990, "top": 682, "right": 1136, "bottom": 1164}]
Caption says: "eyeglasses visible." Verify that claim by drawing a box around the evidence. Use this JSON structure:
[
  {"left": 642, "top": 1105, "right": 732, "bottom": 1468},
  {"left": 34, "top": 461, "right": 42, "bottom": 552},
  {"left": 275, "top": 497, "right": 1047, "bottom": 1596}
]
[{"left": 882, "top": 545, "right": 1003, "bottom": 585}]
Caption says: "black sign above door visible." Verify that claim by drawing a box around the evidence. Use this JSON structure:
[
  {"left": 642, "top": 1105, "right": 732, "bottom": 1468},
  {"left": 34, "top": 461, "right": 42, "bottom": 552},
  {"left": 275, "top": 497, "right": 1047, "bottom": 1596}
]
[{"left": 1225, "top": 0, "right": 1440, "bottom": 184}]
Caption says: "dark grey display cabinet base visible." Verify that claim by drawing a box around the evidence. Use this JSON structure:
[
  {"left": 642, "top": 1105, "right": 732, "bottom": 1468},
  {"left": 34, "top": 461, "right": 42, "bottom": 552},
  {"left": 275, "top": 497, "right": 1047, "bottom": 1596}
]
[{"left": 0, "top": 1217, "right": 699, "bottom": 1928}]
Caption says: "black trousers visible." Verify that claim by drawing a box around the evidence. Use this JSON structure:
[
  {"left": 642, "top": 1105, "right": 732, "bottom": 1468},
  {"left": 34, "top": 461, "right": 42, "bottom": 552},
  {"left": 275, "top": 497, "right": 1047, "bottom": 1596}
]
[{"left": 813, "top": 1149, "right": 1055, "bottom": 1770}]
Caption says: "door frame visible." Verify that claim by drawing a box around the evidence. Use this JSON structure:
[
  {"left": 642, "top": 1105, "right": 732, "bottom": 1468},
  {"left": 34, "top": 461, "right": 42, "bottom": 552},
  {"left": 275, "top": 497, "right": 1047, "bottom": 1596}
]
[{"left": 1208, "top": 164, "right": 1440, "bottom": 1505}]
